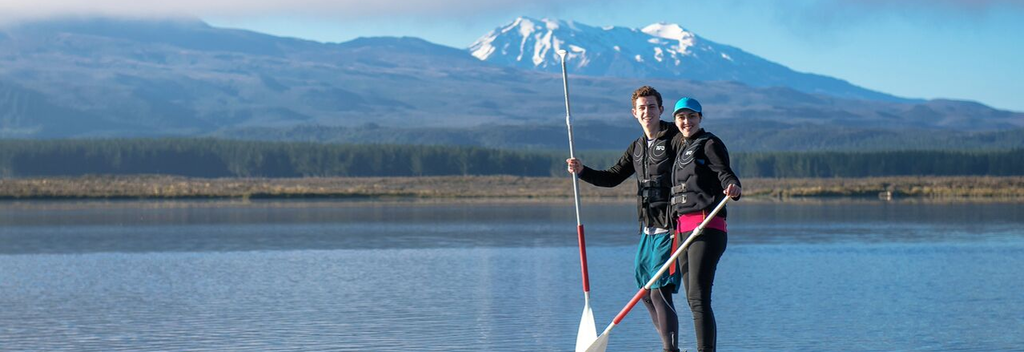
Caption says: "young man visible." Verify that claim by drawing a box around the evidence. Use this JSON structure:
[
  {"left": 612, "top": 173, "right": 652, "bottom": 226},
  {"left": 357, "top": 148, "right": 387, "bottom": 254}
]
[{"left": 566, "top": 86, "right": 682, "bottom": 352}]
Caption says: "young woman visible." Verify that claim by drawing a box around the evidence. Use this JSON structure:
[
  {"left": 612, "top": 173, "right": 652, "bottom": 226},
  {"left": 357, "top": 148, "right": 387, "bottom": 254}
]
[{"left": 668, "top": 97, "right": 741, "bottom": 352}]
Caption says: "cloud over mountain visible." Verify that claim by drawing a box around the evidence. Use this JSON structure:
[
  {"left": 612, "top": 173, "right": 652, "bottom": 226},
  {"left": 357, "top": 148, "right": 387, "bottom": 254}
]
[{"left": 0, "top": 0, "right": 606, "bottom": 22}]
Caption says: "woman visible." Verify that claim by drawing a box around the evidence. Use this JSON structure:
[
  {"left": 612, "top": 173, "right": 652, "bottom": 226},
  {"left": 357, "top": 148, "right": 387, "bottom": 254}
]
[{"left": 668, "top": 97, "right": 741, "bottom": 352}]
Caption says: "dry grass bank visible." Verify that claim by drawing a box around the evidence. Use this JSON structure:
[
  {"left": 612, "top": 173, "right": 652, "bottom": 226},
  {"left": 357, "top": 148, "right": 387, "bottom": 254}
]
[{"left": 0, "top": 175, "right": 1022, "bottom": 200}]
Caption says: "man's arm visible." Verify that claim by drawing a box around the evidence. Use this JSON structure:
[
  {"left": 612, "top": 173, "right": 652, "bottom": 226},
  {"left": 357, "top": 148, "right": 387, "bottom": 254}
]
[{"left": 573, "top": 148, "right": 635, "bottom": 188}]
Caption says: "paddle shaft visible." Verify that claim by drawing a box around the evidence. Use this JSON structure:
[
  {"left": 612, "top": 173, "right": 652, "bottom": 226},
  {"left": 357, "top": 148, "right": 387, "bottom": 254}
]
[
  {"left": 560, "top": 51, "right": 591, "bottom": 293},
  {"left": 608, "top": 197, "right": 731, "bottom": 327}
]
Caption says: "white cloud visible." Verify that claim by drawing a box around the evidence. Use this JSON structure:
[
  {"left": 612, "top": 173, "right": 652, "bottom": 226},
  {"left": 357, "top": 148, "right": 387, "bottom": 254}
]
[{"left": 0, "top": 0, "right": 604, "bottom": 23}]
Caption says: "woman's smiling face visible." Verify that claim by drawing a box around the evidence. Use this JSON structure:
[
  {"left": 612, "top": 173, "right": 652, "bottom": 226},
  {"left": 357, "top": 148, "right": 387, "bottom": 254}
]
[{"left": 675, "top": 109, "right": 702, "bottom": 138}]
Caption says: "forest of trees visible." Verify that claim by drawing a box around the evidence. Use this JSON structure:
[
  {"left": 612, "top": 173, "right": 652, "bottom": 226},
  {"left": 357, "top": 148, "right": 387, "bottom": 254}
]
[
  {"left": 1, "top": 139, "right": 1021, "bottom": 178},
  {"left": 732, "top": 150, "right": 1024, "bottom": 177}
]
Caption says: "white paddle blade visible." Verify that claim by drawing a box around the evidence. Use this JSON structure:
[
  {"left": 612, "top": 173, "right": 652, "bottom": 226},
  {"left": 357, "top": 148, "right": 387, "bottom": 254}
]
[
  {"left": 583, "top": 331, "right": 610, "bottom": 352},
  {"left": 575, "top": 303, "right": 597, "bottom": 352}
]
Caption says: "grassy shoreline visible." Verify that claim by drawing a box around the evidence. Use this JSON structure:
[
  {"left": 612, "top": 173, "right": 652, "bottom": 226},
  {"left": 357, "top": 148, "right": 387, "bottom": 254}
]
[{"left": 1, "top": 175, "right": 1023, "bottom": 201}]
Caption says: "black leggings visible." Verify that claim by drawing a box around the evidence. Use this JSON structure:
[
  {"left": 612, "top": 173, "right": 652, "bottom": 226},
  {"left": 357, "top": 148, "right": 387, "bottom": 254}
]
[
  {"left": 680, "top": 228, "right": 727, "bottom": 352},
  {"left": 641, "top": 285, "right": 679, "bottom": 351}
]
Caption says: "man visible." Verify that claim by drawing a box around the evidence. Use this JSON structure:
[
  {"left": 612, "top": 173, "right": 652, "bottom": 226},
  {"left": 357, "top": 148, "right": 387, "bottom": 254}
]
[{"left": 566, "top": 85, "right": 682, "bottom": 352}]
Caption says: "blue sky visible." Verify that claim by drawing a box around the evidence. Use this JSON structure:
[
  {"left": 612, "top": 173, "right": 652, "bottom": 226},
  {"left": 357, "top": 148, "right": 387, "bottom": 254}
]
[{"left": 5, "top": 0, "right": 1023, "bottom": 112}]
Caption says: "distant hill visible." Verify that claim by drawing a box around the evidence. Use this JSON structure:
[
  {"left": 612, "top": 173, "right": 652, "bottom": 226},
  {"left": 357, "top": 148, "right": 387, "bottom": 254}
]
[{"left": 0, "top": 17, "right": 1021, "bottom": 151}]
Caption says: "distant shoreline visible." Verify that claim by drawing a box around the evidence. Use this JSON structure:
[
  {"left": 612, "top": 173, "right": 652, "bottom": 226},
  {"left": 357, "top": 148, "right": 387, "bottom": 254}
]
[{"left": 1, "top": 175, "right": 1023, "bottom": 201}]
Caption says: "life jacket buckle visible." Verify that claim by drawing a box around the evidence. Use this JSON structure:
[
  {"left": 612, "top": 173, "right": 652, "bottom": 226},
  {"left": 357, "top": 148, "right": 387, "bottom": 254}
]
[{"left": 671, "top": 195, "right": 687, "bottom": 205}]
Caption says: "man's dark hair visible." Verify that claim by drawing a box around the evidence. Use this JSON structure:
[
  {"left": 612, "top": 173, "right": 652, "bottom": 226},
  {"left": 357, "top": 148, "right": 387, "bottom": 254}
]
[{"left": 631, "top": 86, "right": 663, "bottom": 108}]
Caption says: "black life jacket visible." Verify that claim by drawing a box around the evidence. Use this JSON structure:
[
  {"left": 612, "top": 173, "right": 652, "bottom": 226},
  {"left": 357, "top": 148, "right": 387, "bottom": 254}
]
[
  {"left": 670, "top": 131, "right": 727, "bottom": 217},
  {"left": 631, "top": 124, "right": 677, "bottom": 230}
]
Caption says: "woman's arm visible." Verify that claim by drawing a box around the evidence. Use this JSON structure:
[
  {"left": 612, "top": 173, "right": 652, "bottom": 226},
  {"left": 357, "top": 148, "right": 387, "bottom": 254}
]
[{"left": 705, "top": 138, "right": 742, "bottom": 199}]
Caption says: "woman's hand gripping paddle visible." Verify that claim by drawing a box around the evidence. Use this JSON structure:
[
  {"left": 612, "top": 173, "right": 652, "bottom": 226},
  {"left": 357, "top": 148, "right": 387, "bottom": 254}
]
[
  {"left": 559, "top": 49, "right": 598, "bottom": 352},
  {"left": 583, "top": 197, "right": 732, "bottom": 352}
]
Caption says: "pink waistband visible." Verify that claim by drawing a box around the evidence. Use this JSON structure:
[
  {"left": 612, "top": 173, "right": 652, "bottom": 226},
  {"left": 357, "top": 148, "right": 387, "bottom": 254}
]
[{"left": 676, "top": 211, "right": 727, "bottom": 233}]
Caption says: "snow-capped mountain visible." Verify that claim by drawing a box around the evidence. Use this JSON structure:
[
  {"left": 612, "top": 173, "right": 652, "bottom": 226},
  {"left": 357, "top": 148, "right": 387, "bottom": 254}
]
[
  {"left": 470, "top": 17, "right": 909, "bottom": 102},
  {"left": 3, "top": 17, "right": 1021, "bottom": 149}
]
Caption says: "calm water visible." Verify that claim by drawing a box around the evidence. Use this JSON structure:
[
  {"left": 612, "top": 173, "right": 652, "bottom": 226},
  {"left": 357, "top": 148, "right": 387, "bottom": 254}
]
[{"left": 1, "top": 199, "right": 1022, "bottom": 352}]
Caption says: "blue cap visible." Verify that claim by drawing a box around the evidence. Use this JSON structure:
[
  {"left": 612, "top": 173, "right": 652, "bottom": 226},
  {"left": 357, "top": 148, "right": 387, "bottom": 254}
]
[{"left": 673, "top": 97, "right": 702, "bottom": 115}]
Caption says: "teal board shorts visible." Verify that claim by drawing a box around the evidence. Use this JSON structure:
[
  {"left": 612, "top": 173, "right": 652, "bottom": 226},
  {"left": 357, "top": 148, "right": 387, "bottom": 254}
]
[{"left": 634, "top": 232, "right": 681, "bottom": 293}]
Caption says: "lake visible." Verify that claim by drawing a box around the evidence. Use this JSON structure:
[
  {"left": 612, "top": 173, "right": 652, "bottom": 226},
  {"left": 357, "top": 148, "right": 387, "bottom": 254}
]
[{"left": 1, "top": 199, "right": 1022, "bottom": 352}]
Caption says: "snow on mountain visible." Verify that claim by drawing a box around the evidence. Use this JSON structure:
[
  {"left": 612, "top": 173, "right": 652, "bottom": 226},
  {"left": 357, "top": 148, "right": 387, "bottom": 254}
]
[
  {"left": 470, "top": 17, "right": 667, "bottom": 75},
  {"left": 470, "top": 17, "right": 910, "bottom": 102}
]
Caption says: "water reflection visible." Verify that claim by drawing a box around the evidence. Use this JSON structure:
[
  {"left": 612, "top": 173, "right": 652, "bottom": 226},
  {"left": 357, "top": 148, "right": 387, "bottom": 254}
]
[
  {"left": 2, "top": 199, "right": 1022, "bottom": 352},
  {"left": 1, "top": 199, "right": 1023, "bottom": 254}
]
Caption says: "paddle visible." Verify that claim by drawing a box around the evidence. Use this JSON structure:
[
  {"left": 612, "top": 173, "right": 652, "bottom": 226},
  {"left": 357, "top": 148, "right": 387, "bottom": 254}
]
[
  {"left": 558, "top": 49, "right": 598, "bottom": 352},
  {"left": 584, "top": 197, "right": 731, "bottom": 352}
]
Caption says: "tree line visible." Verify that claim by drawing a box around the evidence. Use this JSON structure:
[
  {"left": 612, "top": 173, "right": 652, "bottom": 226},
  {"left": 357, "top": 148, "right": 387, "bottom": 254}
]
[
  {"left": 732, "top": 150, "right": 1024, "bottom": 177},
  {"left": 0, "top": 139, "right": 1021, "bottom": 178}
]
